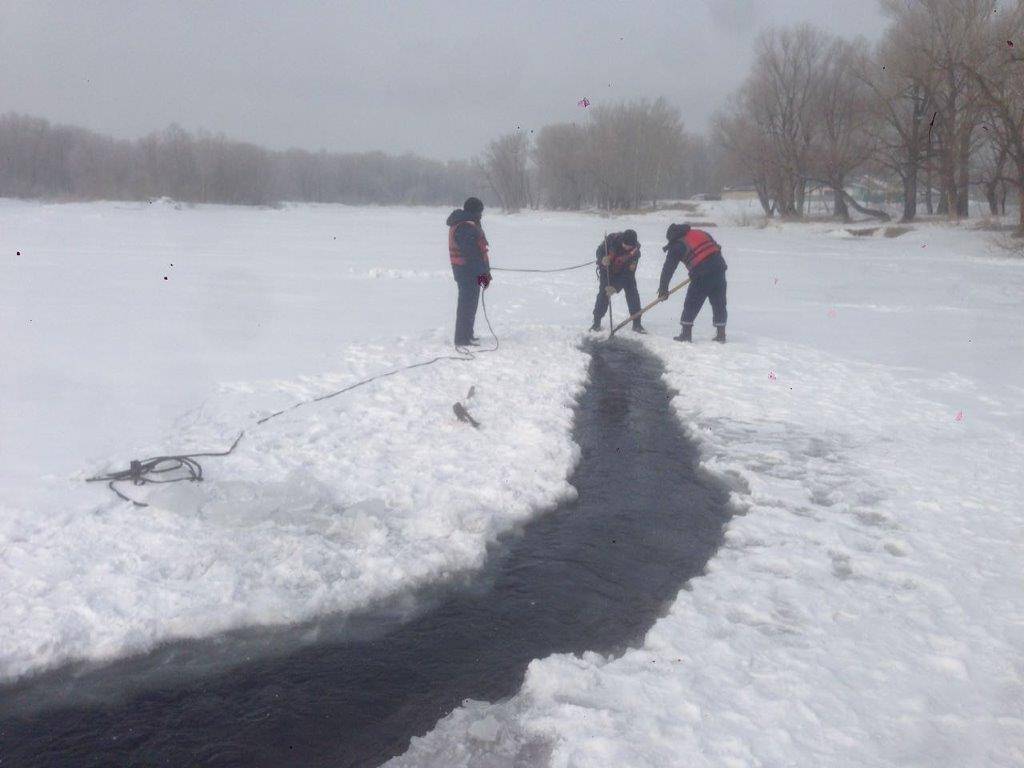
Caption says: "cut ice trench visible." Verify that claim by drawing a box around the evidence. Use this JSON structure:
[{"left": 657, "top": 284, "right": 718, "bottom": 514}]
[{"left": 0, "top": 340, "right": 732, "bottom": 768}]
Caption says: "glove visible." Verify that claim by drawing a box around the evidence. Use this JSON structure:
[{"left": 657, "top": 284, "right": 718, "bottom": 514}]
[
  {"left": 605, "top": 285, "right": 620, "bottom": 298},
  {"left": 477, "top": 273, "right": 492, "bottom": 288},
  {"left": 601, "top": 255, "right": 611, "bottom": 267},
  {"left": 658, "top": 289, "right": 669, "bottom": 300}
]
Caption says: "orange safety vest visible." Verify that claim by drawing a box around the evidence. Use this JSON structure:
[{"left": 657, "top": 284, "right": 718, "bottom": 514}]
[
  {"left": 682, "top": 229, "right": 719, "bottom": 270},
  {"left": 610, "top": 243, "right": 639, "bottom": 274},
  {"left": 449, "top": 221, "right": 490, "bottom": 267}
]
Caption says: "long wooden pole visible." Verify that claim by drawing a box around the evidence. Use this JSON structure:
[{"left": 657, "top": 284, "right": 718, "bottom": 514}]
[
  {"left": 603, "top": 231, "right": 614, "bottom": 336},
  {"left": 609, "top": 277, "right": 691, "bottom": 337}
]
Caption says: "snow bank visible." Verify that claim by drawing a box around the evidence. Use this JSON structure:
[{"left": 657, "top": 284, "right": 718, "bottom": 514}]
[{"left": 1, "top": 331, "right": 589, "bottom": 680}]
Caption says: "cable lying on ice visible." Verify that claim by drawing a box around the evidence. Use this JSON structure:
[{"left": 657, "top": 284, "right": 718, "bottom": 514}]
[
  {"left": 86, "top": 290, "right": 501, "bottom": 506},
  {"left": 455, "top": 287, "right": 499, "bottom": 354},
  {"left": 489, "top": 259, "right": 593, "bottom": 273}
]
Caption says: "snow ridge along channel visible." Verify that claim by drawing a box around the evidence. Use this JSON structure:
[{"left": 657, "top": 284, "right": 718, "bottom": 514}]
[
  {"left": 0, "top": 339, "right": 732, "bottom": 768},
  {"left": 1, "top": 328, "right": 589, "bottom": 681},
  {"left": 396, "top": 334, "right": 1024, "bottom": 768}
]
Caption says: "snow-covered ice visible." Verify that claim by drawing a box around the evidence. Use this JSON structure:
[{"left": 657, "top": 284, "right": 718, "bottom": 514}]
[
  {"left": 1, "top": 201, "right": 597, "bottom": 679},
  {"left": 386, "top": 208, "right": 1024, "bottom": 767},
  {"left": 3, "top": 198, "right": 1023, "bottom": 766}
]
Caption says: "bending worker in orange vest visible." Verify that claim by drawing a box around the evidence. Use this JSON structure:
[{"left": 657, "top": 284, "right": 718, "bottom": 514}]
[
  {"left": 590, "top": 229, "right": 647, "bottom": 334},
  {"left": 446, "top": 197, "right": 492, "bottom": 347},
  {"left": 658, "top": 223, "right": 727, "bottom": 343}
]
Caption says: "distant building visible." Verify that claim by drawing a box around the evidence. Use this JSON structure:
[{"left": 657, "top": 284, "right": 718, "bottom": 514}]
[
  {"left": 721, "top": 185, "right": 758, "bottom": 200},
  {"left": 848, "top": 177, "right": 902, "bottom": 205}
]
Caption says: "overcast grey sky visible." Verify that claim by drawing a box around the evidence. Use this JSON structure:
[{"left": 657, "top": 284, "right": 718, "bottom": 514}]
[{"left": 0, "top": 1, "right": 889, "bottom": 160}]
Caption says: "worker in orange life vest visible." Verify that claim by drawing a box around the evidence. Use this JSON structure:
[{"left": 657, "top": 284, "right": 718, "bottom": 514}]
[
  {"left": 590, "top": 229, "right": 646, "bottom": 333},
  {"left": 446, "top": 197, "right": 492, "bottom": 347},
  {"left": 658, "top": 223, "right": 727, "bottom": 343}
]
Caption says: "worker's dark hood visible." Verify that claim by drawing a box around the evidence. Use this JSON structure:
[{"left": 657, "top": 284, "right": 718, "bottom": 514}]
[
  {"left": 664, "top": 223, "right": 690, "bottom": 250},
  {"left": 446, "top": 209, "right": 479, "bottom": 227}
]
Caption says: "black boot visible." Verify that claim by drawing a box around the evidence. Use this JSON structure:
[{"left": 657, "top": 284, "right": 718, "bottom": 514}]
[
  {"left": 632, "top": 321, "right": 647, "bottom": 334},
  {"left": 674, "top": 324, "right": 693, "bottom": 342},
  {"left": 714, "top": 326, "right": 726, "bottom": 343},
  {"left": 589, "top": 318, "right": 603, "bottom": 332}
]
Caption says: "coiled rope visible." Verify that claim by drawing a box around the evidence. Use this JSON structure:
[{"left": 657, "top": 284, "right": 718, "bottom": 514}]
[{"left": 86, "top": 433, "right": 246, "bottom": 507}]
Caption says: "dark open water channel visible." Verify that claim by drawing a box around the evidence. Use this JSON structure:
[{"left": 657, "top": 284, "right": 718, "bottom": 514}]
[{"left": 0, "top": 340, "right": 730, "bottom": 768}]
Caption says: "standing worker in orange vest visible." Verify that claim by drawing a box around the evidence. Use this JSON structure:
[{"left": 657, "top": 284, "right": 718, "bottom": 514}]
[
  {"left": 658, "top": 223, "right": 727, "bottom": 343},
  {"left": 446, "top": 197, "right": 492, "bottom": 347}
]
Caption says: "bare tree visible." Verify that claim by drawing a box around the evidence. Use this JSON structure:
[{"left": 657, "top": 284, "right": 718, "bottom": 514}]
[
  {"left": 974, "top": 133, "right": 1010, "bottom": 216},
  {"left": 583, "top": 98, "right": 686, "bottom": 209},
  {"left": 859, "top": 23, "right": 934, "bottom": 222},
  {"left": 961, "top": 1, "right": 1024, "bottom": 233},
  {"left": 743, "top": 25, "right": 829, "bottom": 217},
  {"left": 881, "top": 0, "right": 994, "bottom": 220},
  {"left": 533, "top": 123, "right": 590, "bottom": 209},
  {"left": 714, "top": 102, "right": 776, "bottom": 215},
  {"left": 480, "top": 132, "right": 532, "bottom": 212},
  {"left": 528, "top": 99, "right": 689, "bottom": 210},
  {"left": 810, "top": 38, "right": 878, "bottom": 221}
]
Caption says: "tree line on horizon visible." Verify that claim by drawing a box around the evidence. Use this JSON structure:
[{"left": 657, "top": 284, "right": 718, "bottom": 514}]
[
  {"left": 0, "top": 103, "right": 714, "bottom": 213},
  {"left": 0, "top": 114, "right": 479, "bottom": 207}
]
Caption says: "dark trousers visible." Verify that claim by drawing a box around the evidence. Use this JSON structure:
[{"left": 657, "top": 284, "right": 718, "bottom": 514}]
[
  {"left": 681, "top": 270, "right": 727, "bottom": 327},
  {"left": 454, "top": 276, "right": 480, "bottom": 344},
  {"left": 593, "top": 270, "right": 642, "bottom": 323}
]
